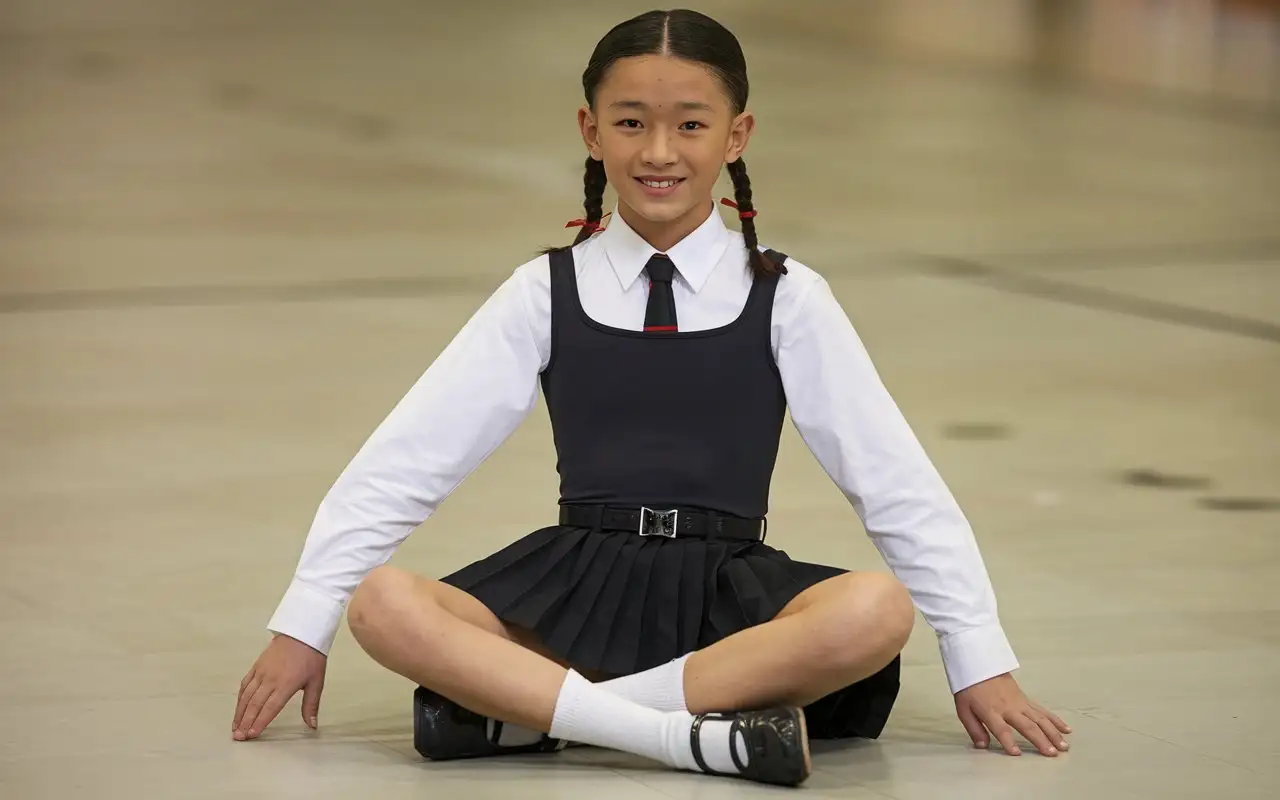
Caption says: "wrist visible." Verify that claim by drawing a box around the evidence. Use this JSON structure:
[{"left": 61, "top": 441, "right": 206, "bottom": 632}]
[
  {"left": 939, "top": 623, "right": 1019, "bottom": 694},
  {"left": 272, "top": 631, "right": 327, "bottom": 658},
  {"left": 266, "top": 579, "right": 345, "bottom": 656}
]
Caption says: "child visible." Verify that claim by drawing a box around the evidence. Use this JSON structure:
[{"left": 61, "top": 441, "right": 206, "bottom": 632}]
[{"left": 232, "top": 8, "right": 1070, "bottom": 787}]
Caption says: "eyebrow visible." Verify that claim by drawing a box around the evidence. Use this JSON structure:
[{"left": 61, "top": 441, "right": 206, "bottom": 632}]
[{"left": 609, "top": 99, "right": 715, "bottom": 112}]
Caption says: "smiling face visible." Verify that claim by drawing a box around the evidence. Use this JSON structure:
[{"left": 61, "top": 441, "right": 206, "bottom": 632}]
[{"left": 578, "top": 54, "right": 755, "bottom": 250}]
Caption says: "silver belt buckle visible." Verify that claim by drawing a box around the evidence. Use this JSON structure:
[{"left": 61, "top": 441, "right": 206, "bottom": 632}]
[{"left": 639, "top": 507, "right": 678, "bottom": 538}]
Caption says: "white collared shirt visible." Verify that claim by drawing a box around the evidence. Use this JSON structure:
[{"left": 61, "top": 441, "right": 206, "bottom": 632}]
[{"left": 267, "top": 204, "right": 1019, "bottom": 694}]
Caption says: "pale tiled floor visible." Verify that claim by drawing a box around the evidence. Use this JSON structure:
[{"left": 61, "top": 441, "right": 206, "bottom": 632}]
[{"left": 1, "top": 1, "right": 1278, "bottom": 798}]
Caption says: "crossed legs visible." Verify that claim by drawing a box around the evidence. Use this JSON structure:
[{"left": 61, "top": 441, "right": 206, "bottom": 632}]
[{"left": 346, "top": 566, "right": 913, "bottom": 731}]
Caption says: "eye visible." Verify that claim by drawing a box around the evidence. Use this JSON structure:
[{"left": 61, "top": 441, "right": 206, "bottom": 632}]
[
  {"left": 680, "top": 121, "right": 705, "bottom": 131},
  {"left": 615, "top": 119, "right": 642, "bottom": 129}
]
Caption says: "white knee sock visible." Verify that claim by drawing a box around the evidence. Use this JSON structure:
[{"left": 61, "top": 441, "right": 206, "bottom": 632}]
[
  {"left": 549, "top": 669, "right": 746, "bottom": 775},
  {"left": 489, "top": 654, "right": 690, "bottom": 745},
  {"left": 596, "top": 653, "right": 690, "bottom": 712}
]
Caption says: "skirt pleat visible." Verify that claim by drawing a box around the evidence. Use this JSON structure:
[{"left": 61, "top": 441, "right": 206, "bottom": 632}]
[
  {"left": 540, "top": 529, "right": 625, "bottom": 659},
  {"left": 609, "top": 540, "right": 659, "bottom": 674},
  {"left": 517, "top": 536, "right": 585, "bottom": 614},
  {"left": 492, "top": 528, "right": 586, "bottom": 631},
  {"left": 712, "top": 557, "right": 762, "bottom": 638},
  {"left": 570, "top": 534, "right": 642, "bottom": 669},
  {"left": 639, "top": 542, "right": 683, "bottom": 665},
  {"left": 444, "top": 525, "right": 563, "bottom": 591},
  {"left": 441, "top": 524, "right": 900, "bottom": 740},
  {"left": 678, "top": 540, "right": 706, "bottom": 653}
]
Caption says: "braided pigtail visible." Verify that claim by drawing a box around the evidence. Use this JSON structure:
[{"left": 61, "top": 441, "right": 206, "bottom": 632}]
[
  {"left": 572, "top": 156, "right": 609, "bottom": 245},
  {"left": 726, "top": 158, "right": 781, "bottom": 275},
  {"left": 542, "top": 157, "right": 608, "bottom": 256}
]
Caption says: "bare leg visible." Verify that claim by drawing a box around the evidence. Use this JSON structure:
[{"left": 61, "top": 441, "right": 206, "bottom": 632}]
[
  {"left": 346, "top": 565, "right": 812, "bottom": 784},
  {"left": 682, "top": 572, "right": 914, "bottom": 714},
  {"left": 402, "top": 574, "right": 610, "bottom": 681},
  {"left": 347, "top": 566, "right": 595, "bottom": 731}
]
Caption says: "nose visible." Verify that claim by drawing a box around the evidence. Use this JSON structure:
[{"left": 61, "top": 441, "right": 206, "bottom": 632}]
[{"left": 641, "top": 127, "right": 678, "bottom": 168}]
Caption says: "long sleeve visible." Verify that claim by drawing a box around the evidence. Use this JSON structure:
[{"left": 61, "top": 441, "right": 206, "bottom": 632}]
[
  {"left": 266, "top": 265, "right": 548, "bottom": 655},
  {"left": 774, "top": 276, "right": 1019, "bottom": 693}
]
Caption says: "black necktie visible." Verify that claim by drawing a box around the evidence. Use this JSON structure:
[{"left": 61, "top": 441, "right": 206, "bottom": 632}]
[{"left": 643, "top": 254, "right": 678, "bottom": 332}]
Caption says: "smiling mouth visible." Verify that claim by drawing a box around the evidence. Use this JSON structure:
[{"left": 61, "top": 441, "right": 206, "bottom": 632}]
[{"left": 635, "top": 178, "right": 685, "bottom": 189}]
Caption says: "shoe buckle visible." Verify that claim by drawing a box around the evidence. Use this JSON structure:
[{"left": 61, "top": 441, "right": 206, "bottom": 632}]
[{"left": 639, "top": 507, "right": 678, "bottom": 538}]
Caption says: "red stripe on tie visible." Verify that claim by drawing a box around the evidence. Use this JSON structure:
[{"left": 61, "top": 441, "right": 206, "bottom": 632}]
[{"left": 644, "top": 325, "right": 678, "bottom": 332}]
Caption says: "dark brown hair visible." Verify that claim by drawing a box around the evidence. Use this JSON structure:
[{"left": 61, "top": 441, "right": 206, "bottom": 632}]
[{"left": 555, "top": 9, "right": 779, "bottom": 276}]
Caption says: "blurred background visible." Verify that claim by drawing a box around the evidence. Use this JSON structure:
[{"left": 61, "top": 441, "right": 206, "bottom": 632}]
[{"left": 1, "top": 1, "right": 1277, "bottom": 798}]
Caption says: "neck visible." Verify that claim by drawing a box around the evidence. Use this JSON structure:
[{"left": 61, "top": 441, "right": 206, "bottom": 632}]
[{"left": 617, "top": 198, "right": 713, "bottom": 253}]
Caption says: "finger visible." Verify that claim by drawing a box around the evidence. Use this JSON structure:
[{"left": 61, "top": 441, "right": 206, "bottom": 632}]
[
  {"left": 1029, "top": 702, "right": 1073, "bottom": 738},
  {"left": 1045, "top": 707, "right": 1072, "bottom": 735},
  {"left": 235, "top": 680, "right": 276, "bottom": 740},
  {"left": 1033, "top": 710, "right": 1069, "bottom": 751},
  {"left": 978, "top": 708, "right": 1021, "bottom": 756},
  {"left": 1028, "top": 700, "right": 1072, "bottom": 734},
  {"left": 301, "top": 674, "right": 324, "bottom": 729},
  {"left": 233, "top": 673, "right": 261, "bottom": 735},
  {"left": 1010, "top": 712, "right": 1059, "bottom": 757},
  {"left": 244, "top": 685, "right": 292, "bottom": 739},
  {"left": 956, "top": 701, "right": 989, "bottom": 749}
]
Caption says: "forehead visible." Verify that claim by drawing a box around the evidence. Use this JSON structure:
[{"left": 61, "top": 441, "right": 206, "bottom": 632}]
[{"left": 596, "top": 54, "right": 730, "bottom": 109}]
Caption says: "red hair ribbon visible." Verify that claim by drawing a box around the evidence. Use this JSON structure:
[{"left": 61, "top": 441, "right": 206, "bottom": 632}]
[
  {"left": 720, "top": 197, "right": 758, "bottom": 219},
  {"left": 565, "top": 212, "right": 612, "bottom": 233}
]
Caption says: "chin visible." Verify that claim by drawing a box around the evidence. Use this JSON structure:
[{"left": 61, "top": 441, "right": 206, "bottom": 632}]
[{"left": 623, "top": 195, "right": 700, "bottom": 225}]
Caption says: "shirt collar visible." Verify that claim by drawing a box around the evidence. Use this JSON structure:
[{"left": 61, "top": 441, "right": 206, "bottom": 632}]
[{"left": 597, "top": 202, "right": 730, "bottom": 294}]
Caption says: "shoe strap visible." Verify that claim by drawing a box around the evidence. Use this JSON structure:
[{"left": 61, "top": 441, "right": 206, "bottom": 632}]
[
  {"left": 689, "top": 711, "right": 739, "bottom": 778},
  {"left": 487, "top": 718, "right": 564, "bottom": 750},
  {"left": 729, "top": 717, "right": 749, "bottom": 773}
]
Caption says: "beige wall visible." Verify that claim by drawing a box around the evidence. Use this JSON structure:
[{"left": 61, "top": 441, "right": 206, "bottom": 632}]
[{"left": 731, "top": 0, "right": 1279, "bottom": 107}]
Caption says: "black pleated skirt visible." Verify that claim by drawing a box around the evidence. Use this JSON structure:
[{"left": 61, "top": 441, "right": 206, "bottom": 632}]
[{"left": 441, "top": 524, "right": 901, "bottom": 740}]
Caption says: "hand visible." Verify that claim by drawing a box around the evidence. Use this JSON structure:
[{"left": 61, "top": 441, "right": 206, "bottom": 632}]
[
  {"left": 954, "top": 673, "right": 1071, "bottom": 757},
  {"left": 233, "top": 633, "right": 327, "bottom": 741}
]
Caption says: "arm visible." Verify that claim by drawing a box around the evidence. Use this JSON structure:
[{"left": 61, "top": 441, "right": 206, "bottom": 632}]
[
  {"left": 773, "top": 276, "right": 1017, "bottom": 694},
  {"left": 775, "top": 275, "right": 1071, "bottom": 757},
  {"left": 267, "top": 263, "right": 549, "bottom": 655}
]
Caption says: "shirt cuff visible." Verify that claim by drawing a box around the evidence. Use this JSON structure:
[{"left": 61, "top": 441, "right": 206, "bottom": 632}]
[
  {"left": 266, "top": 580, "right": 347, "bottom": 656},
  {"left": 938, "top": 622, "right": 1020, "bottom": 694}
]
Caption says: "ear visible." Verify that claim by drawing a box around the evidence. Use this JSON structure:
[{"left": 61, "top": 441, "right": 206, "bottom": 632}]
[
  {"left": 578, "top": 105, "right": 603, "bottom": 161},
  {"left": 724, "top": 110, "right": 756, "bottom": 164}
]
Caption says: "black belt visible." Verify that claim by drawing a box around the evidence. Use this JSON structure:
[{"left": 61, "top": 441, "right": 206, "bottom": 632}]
[{"left": 559, "top": 504, "right": 767, "bottom": 542}]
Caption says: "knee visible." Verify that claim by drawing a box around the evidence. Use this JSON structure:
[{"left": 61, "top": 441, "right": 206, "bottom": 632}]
[
  {"left": 814, "top": 573, "right": 915, "bottom": 671},
  {"left": 347, "top": 565, "right": 424, "bottom": 643},
  {"left": 867, "top": 573, "right": 916, "bottom": 652}
]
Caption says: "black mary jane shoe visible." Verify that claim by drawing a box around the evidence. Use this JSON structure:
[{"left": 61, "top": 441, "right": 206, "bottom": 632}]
[
  {"left": 690, "top": 706, "right": 812, "bottom": 787},
  {"left": 413, "top": 686, "right": 568, "bottom": 761}
]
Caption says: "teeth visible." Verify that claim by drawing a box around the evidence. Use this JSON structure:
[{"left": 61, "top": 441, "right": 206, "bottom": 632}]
[{"left": 641, "top": 179, "right": 677, "bottom": 188}]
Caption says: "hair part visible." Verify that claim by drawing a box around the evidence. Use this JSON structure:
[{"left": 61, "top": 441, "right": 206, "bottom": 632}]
[{"left": 551, "top": 9, "right": 781, "bottom": 276}]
